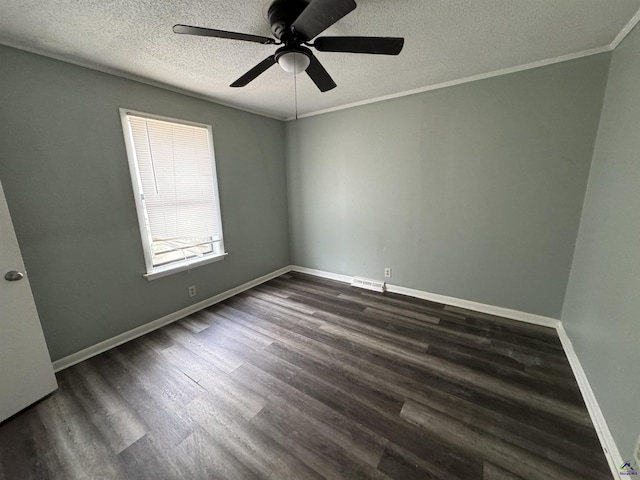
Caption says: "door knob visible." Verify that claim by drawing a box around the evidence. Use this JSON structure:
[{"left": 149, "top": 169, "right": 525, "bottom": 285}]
[{"left": 4, "top": 271, "right": 24, "bottom": 282}]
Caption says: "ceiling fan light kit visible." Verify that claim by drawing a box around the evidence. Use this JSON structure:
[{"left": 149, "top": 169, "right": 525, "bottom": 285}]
[
  {"left": 173, "top": 0, "right": 405, "bottom": 92},
  {"left": 275, "top": 48, "right": 311, "bottom": 74}
]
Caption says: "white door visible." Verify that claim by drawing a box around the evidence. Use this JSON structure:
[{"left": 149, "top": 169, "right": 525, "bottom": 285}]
[{"left": 0, "top": 178, "right": 57, "bottom": 422}]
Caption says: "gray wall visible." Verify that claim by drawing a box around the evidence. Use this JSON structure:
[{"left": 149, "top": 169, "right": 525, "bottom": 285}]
[
  {"left": 286, "top": 54, "right": 610, "bottom": 318},
  {"left": 0, "top": 45, "right": 290, "bottom": 362},
  {"left": 562, "top": 24, "right": 640, "bottom": 460}
]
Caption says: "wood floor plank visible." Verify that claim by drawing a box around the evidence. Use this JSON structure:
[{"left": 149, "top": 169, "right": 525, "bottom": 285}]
[
  {"left": 443, "top": 318, "right": 566, "bottom": 354},
  {"left": 265, "top": 341, "right": 405, "bottom": 415},
  {"left": 284, "top": 363, "right": 484, "bottom": 480},
  {"left": 483, "top": 461, "right": 526, "bottom": 480},
  {"left": 0, "top": 272, "right": 611, "bottom": 480},
  {"left": 178, "top": 315, "right": 210, "bottom": 334},
  {"left": 444, "top": 304, "right": 556, "bottom": 334},
  {"left": 339, "top": 293, "right": 442, "bottom": 324},
  {"left": 377, "top": 442, "right": 457, "bottom": 480},
  {"left": 230, "top": 362, "right": 388, "bottom": 469},
  {"left": 157, "top": 343, "right": 268, "bottom": 421},
  {"left": 252, "top": 284, "right": 320, "bottom": 314},
  {"left": 425, "top": 343, "right": 585, "bottom": 406},
  {"left": 33, "top": 379, "right": 128, "bottom": 479},
  {"left": 58, "top": 362, "right": 147, "bottom": 454},
  {"left": 186, "top": 395, "right": 324, "bottom": 480},
  {"left": 90, "top": 349, "right": 194, "bottom": 449},
  {"left": 270, "top": 274, "right": 352, "bottom": 297},
  {"left": 231, "top": 341, "right": 303, "bottom": 383},
  {"left": 400, "top": 399, "right": 589, "bottom": 480},
  {"left": 162, "top": 322, "right": 246, "bottom": 373},
  {"left": 389, "top": 369, "right": 607, "bottom": 471},
  {"left": 312, "top": 309, "right": 432, "bottom": 352},
  {"left": 251, "top": 403, "right": 391, "bottom": 479},
  {"left": 173, "top": 425, "right": 260, "bottom": 480},
  {"left": 116, "top": 339, "right": 202, "bottom": 406},
  {"left": 119, "top": 434, "right": 186, "bottom": 480},
  {"left": 357, "top": 289, "right": 463, "bottom": 318},
  {"left": 195, "top": 310, "right": 275, "bottom": 351},
  {"left": 138, "top": 328, "right": 174, "bottom": 353},
  {"left": 0, "top": 407, "right": 58, "bottom": 480}
]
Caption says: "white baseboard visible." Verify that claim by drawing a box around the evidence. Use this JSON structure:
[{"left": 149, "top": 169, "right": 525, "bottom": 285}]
[
  {"left": 556, "top": 323, "right": 622, "bottom": 480},
  {"left": 51, "top": 265, "right": 293, "bottom": 372},
  {"left": 385, "top": 283, "right": 560, "bottom": 329},
  {"left": 289, "top": 265, "right": 353, "bottom": 284},
  {"left": 290, "top": 265, "right": 559, "bottom": 328}
]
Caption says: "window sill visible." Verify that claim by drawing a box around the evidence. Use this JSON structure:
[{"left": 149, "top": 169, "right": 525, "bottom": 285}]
[{"left": 144, "top": 252, "right": 227, "bottom": 281}]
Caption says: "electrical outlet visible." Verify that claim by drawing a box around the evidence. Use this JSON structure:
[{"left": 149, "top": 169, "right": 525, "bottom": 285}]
[
  {"left": 384, "top": 267, "right": 392, "bottom": 278},
  {"left": 188, "top": 285, "right": 197, "bottom": 297}
]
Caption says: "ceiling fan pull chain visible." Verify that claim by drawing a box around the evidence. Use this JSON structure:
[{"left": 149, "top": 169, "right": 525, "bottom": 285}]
[{"left": 294, "top": 56, "right": 299, "bottom": 120}]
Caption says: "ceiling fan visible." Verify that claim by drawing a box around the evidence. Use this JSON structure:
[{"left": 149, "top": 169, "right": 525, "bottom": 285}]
[{"left": 173, "top": 0, "right": 405, "bottom": 92}]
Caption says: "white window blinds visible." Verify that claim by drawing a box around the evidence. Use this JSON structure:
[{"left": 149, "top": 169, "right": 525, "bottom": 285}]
[{"left": 124, "top": 113, "right": 224, "bottom": 269}]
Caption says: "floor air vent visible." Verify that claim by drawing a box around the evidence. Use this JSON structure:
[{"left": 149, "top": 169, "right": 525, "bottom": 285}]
[{"left": 351, "top": 277, "right": 386, "bottom": 293}]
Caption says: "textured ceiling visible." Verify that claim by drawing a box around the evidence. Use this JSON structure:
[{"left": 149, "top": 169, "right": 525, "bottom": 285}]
[{"left": 1, "top": 0, "right": 639, "bottom": 119}]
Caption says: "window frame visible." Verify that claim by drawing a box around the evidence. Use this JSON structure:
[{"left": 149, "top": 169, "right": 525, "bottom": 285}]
[{"left": 119, "top": 108, "right": 226, "bottom": 281}]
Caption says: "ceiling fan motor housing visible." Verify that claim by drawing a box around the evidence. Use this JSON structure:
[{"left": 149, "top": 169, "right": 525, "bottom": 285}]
[{"left": 268, "top": 0, "right": 308, "bottom": 43}]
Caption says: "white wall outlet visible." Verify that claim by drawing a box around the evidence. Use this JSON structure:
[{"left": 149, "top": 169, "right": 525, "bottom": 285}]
[
  {"left": 188, "top": 285, "right": 197, "bottom": 297},
  {"left": 384, "top": 267, "right": 392, "bottom": 278}
]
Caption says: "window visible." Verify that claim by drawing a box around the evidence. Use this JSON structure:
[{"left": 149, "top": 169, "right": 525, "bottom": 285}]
[{"left": 120, "top": 109, "right": 225, "bottom": 280}]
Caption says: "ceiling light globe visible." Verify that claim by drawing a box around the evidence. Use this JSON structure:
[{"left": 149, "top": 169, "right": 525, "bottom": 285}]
[{"left": 278, "top": 51, "right": 310, "bottom": 74}]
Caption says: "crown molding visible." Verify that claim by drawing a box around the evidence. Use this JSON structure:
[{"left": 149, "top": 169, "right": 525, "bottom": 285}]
[
  {"left": 285, "top": 45, "right": 612, "bottom": 121},
  {"left": 611, "top": 6, "right": 640, "bottom": 49}
]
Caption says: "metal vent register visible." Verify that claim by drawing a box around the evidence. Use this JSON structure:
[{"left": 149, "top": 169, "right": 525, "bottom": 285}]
[{"left": 351, "top": 277, "right": 386, "bottom": 293}]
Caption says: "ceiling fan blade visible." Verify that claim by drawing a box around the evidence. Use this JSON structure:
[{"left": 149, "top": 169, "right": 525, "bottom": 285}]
[
  {"left": 292, "top": 0, "right": 356, "bottom": 41},
  {"left": 173, "top": 24, "right": 275, "bottom": 45},
  {"left": 306, "top": 53, "right": 337, "bottom": 92},
  {"left": 230, "top": 56, "right": 277, "bottom": 87},
  {"left": 314, "top": 36, "right": 404, "bottom": 55}
]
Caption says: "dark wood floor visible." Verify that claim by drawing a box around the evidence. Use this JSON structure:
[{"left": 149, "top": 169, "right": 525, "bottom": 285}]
[{"left": 0, "top": 272, "right": 611, "bottom": 479}]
